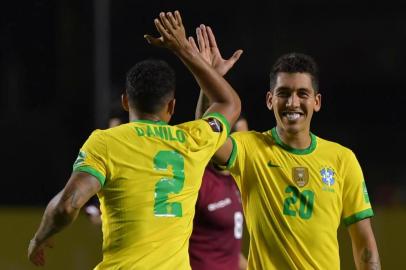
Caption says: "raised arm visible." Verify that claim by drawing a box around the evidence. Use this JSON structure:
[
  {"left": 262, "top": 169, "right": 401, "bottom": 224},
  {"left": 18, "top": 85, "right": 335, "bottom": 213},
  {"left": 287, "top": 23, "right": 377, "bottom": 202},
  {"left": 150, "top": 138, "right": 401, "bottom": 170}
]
[
  {"left": 28, "top": 172, "right": 101, "bottom": 266},
  {"left": 348, "top": 218, "right": 381, "bottom": 270},
  {"left": 144, "top": 11, "right": 241, "bottom": 128},
  {"left": 190, "top": 24, "right": 243, "bottom": 165}
]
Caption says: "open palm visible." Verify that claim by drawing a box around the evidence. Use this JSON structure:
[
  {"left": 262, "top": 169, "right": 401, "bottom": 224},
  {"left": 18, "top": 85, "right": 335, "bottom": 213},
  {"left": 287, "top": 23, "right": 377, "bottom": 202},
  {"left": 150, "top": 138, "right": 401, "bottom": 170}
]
[{"left": 189, "top": 25, "right": 243, "bottom": 76}]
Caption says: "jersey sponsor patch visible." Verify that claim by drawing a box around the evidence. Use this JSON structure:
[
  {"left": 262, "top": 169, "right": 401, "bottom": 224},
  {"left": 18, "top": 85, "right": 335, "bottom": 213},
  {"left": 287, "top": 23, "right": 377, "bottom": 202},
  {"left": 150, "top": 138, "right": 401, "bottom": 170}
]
[
  {"left": 204, "top": 117, "right": 223, "bottom": 132},
  {"left": 207, "top": 197, "right": 232, "bottom": 211}
]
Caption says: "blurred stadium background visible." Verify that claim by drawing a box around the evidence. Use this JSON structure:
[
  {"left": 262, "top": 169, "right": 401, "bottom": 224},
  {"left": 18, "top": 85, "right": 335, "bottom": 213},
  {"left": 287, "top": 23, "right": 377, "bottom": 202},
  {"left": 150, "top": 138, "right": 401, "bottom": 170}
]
[{"left": 1, "top": 0, "right": 405, "bottom": 269}]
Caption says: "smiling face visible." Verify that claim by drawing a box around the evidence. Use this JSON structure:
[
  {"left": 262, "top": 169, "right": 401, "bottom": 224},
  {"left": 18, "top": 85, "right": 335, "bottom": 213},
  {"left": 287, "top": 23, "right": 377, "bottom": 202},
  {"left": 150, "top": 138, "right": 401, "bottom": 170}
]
[{"left": 266, "top": 72, "right": 321, "bottom": 136}]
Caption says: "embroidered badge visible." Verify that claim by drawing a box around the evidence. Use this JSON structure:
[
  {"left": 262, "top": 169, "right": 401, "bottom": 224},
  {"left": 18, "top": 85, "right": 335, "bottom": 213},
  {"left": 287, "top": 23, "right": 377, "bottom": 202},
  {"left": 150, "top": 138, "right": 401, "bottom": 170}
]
[
  {"left": 320, "top": 167, "right": 335, "bottom": 186},
  {"left": 204, "top": 117, "right": 223, "bottom": 132},
  {"left": 292, "top": 167, "right": 309, "bottom": 187},
  {"left": 320, "top": 167, "right": 336, "bottom": 192},
  {"left": 73, "top": 150, "right": 86, "bottom": 167},
  {"left": 362, "top": 181, "right": 370, "bottom": 203}
]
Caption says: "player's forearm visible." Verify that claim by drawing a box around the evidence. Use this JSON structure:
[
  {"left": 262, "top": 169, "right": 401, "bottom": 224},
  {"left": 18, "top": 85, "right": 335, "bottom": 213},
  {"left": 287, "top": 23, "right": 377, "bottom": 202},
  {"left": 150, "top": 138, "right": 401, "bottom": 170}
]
[
  {"left": 349, "top": 218, "right": 381, "bottom": 270},
  {"left": 195, "top": 90, "right": 210, "bottom": 119},
  {"left": 354, "top": 246, "right": 381, "bottom": 270},
  {"left": 33, "top": 192, "right": 80, "bottom": 243},
  {"left": 176, "top": 46, "right": 241, "bottom": 124}
]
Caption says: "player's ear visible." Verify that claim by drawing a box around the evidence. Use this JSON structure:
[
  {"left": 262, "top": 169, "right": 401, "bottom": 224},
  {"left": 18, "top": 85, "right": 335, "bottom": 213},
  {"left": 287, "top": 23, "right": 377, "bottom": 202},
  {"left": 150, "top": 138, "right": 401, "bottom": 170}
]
[
  {"left": 168, "top": 98, "right": 176, "bottom": 116},
  {"left": 266, "top": 90, "right": 273, "bottom": 111},
  {"left": 121, "top": 93, "right": 129, "bottom": 112},
  {"left": 314, "top": 93, "right": 321, "bottom": 112}
]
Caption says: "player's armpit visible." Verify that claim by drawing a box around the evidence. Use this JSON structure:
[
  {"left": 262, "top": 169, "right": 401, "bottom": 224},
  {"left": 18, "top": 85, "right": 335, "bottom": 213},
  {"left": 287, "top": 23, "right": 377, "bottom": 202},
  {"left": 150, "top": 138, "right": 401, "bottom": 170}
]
[{"left": 212, "top": 138, "right": 233, "bottom": 166}]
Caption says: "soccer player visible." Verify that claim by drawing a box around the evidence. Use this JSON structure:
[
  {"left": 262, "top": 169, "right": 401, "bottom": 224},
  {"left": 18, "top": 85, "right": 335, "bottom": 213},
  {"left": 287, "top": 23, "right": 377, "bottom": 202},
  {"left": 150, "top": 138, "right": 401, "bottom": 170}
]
[
  {"left": 27, "top": 11, "right": 241, "bottom": 269},
  {"left": 195, "top": 26, "right": 380, "bottom": 270}
]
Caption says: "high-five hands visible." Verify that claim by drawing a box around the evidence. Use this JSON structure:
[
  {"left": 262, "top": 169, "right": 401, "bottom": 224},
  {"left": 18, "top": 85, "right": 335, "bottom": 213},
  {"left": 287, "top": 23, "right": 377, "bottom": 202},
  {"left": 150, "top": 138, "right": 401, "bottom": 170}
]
[{"left": 189, "top": 25, "right": 243, "bottom": 76}]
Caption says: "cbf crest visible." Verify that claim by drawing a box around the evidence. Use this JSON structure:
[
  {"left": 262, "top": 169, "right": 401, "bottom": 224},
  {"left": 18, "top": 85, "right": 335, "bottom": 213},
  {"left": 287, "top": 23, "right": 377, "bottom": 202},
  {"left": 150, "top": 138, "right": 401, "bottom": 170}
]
[
  {"left": 292, "top": 167, "right": 309, "bottom": 187},
  {"left": 320, "top": 167, "right": 336, "bottom": 192}
]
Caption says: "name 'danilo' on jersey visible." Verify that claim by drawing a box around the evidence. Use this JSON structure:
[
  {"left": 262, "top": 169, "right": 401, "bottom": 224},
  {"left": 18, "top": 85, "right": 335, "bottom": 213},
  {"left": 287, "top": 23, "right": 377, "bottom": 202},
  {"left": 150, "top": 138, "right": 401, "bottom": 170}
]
[{"left": 134, "top": 125, "right": 186, "bottom": 143}]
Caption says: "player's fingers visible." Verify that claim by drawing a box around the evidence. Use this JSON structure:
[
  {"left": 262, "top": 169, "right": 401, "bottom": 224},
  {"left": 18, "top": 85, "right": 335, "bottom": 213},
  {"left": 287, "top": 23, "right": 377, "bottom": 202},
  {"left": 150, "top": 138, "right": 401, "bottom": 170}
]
[
  {"left": 167, "top": 12, "right": 178, "bottom": 29},
  {"left": 230, "top": 49, "right": 243, "bottom": 62},
  {"left": 206, "top": 26, "right": 218, "bottom": 48},
  {"left": 196, "top": 27, "right": 205, "bottom": 52},
  {"left": 189, "top": 37, "right": 199, "bottom": 52},
  {"left": 37, "top": 252, "right": 45, "bottom": 266},
  {"left": 144, "top": 35, "right": 163, "bottom": 47},
  {"left": 154, "top": 17, "right": 170, "bottom": 40},
  {"left": 159, "top": 12, "right": 175, "bottom": 33},
  {"left": 174, "top": 10, "right": 182, "bottom": 26},
  {"left": 200, "top": 24, "right": 210, "bottom": 50},
  {"left": 31, "top": 249, "right": 44, "bottom": 266}
]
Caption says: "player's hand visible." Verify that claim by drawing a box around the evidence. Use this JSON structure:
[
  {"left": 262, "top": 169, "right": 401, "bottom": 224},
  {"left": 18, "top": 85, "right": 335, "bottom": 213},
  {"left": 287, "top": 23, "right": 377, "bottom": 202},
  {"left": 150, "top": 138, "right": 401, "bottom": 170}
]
[
  {"left": 189, "top": 24, "right": 243, "bottom": 76},
  {"left": 144, "top": 11, "right": 190, "bottom": 54},
  {"left": 28, "top": 237, "right": 54, "bottom": 266}
]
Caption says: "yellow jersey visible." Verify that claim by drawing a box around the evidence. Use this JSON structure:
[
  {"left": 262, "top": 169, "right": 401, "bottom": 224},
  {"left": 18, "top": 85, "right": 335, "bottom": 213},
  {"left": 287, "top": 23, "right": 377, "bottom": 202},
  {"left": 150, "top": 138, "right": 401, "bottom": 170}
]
[
  {"left": 73, "top": 113, "right": 230, "bottom": 270},
  {"left": 227, "top": 127, "right": 373, "bottom": 270}
]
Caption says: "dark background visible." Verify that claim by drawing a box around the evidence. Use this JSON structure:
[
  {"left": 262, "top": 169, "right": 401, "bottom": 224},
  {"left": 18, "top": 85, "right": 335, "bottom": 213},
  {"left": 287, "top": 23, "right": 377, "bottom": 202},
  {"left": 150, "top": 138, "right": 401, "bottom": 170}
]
[{"left": 2, "top": 0, "right": 405, "bottom": 206}]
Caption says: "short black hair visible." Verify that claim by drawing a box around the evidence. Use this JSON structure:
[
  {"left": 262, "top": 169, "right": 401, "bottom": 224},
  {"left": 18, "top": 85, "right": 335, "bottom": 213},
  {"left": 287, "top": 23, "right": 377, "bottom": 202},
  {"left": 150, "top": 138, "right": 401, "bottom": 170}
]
[
  {"left": 126, "top": 59, "right": 175, "bottom": 114},
  {"left": 269, "top": 53, "right": 319, "bottom": 92}
]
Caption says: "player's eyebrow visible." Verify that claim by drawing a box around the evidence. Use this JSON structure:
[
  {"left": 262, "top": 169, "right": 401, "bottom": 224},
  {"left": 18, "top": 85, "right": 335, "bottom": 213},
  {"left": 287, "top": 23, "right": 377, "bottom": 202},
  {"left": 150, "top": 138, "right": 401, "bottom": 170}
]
[{"left": 274, "top": 86, "right": 291, "bottom": 92}]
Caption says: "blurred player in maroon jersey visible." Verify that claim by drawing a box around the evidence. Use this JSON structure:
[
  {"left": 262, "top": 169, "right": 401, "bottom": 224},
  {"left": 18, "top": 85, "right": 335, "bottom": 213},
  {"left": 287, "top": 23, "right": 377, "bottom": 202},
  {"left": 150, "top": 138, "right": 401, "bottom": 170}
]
[{"left": 189, "top": 116, "right": 248, "bottom": 270}]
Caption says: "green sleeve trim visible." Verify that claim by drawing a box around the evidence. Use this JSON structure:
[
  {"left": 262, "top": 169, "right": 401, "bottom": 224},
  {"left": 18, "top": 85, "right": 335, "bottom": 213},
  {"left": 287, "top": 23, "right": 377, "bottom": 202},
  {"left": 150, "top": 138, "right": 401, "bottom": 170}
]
[
  {"left": 73, "top": 166, "right": 106, "bottom": 187},
  {"left": 203, "top": 112, "right": 231, "bottom": 135},
  {"left": 343, "top": 208, "right": 374, "bottom": 227},
  {"left": 226, "top": 137, "right": 238, "bottom": 169}
]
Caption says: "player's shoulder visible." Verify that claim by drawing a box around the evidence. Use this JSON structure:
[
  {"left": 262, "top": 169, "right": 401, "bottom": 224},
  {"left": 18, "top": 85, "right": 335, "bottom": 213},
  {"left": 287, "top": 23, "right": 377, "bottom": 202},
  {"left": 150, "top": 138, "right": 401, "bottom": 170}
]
[
  {"left": 87, "top": 128, "right": 106, "bottom": 139},
  {"left": 93, "top": 124, "right": 122, "bottom": 137},
  {"left": 89, "top": 124, "right": 132, "bottom": 143},
  {"left": 316, "top": 135, "right": 354, "bottom": 156},
  {"left": 232, "top": 130, "right": 265, "bottom": 140}
]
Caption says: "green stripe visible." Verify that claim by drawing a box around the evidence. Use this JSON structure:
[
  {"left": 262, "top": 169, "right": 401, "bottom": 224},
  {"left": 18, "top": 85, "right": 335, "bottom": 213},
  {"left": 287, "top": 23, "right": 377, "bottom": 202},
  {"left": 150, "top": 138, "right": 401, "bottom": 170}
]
[
  {"left": 271, "top": 127, "right": 316, "bottom": 155},
  {"left": 73, "top": 166, "right": 106, "bottom": 187},
  {"left": 343, "top": 208, "right": 374, "bottom": 227},
  {"left": 226, "top": 137, "right": 238, "bottom": 169},
  {"left": 203, "top": 112, "right": 231, "bottom": 135}
]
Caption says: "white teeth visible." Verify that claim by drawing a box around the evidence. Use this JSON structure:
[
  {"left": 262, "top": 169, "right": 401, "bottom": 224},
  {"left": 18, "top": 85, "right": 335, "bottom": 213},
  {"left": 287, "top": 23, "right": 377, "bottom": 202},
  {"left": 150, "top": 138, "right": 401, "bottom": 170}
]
[{"left": 286, "top": 113, "right": 300, "bottom": 121}]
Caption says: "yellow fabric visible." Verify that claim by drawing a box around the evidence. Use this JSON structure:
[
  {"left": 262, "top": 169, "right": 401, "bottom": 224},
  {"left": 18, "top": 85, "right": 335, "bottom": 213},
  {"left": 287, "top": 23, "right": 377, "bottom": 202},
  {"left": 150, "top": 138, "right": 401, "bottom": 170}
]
[
  {"left": 73, "top": 115, "right": 228, "bottom": 270},
  {"left": 228, "top": 129, "right": 373, "bottom": 270}
]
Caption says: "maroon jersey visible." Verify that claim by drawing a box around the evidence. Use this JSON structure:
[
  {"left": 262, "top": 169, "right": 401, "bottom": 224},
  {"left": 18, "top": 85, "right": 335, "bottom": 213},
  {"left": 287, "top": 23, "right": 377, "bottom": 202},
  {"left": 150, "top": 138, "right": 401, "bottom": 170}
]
[{"left": 189, "top": 166, "right": 243, "bottom": 270}]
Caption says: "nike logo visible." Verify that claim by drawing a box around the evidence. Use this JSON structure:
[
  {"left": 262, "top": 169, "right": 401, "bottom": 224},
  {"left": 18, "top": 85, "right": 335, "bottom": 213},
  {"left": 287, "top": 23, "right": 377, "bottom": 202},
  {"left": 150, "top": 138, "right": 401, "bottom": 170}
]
[{"left": 267, "top": 161, "right": 280, "bottom": 168}]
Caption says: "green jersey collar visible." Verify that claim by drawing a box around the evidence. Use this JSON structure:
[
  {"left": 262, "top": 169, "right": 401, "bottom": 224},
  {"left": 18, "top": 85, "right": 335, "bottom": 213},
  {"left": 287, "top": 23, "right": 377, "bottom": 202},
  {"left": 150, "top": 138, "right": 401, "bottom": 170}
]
[
  {"left": 131, "top": 119, "right": 168, "bottom": 125},
  {"left": 271, "top": 127, "right": 317, "bottom": 155}
]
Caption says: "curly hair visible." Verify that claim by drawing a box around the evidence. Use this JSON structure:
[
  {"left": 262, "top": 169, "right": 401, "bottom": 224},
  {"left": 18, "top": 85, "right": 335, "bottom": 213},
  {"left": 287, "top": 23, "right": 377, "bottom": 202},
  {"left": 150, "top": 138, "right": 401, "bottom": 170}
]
[
  {"left": 125, "top": 59, "right": 176, "bottom": 114},
  {"left": 269, "top": 53, "right": 319, "bottom": 93}
]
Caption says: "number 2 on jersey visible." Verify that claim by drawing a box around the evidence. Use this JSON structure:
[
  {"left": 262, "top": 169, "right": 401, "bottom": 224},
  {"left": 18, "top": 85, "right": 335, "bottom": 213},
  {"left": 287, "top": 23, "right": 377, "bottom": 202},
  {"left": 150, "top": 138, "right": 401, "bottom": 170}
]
[
  {"left": 283, "top": 185, "right": 314, "bottom": 219},
  {"left": 153, "top": 150, "right": 185, "bottom": 217}
]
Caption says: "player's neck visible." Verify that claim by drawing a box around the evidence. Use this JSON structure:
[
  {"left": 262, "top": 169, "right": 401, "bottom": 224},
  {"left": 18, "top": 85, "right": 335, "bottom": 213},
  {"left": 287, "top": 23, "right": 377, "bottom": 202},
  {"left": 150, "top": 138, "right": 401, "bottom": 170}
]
[
  {"left": 129, "top": 111, "right": 167, "bottom": 123},
  {"left": 275, "top": 126, "right": 312, "bottom": 150}
]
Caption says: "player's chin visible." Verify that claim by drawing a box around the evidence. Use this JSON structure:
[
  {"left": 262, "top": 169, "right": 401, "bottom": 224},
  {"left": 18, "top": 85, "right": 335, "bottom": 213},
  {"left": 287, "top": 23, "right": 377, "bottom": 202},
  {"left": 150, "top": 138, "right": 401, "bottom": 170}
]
[{"left": 283, "top": 121, "right": 305, "bottom": 134}]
